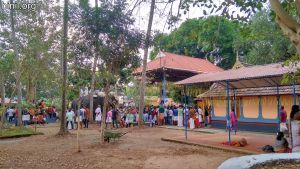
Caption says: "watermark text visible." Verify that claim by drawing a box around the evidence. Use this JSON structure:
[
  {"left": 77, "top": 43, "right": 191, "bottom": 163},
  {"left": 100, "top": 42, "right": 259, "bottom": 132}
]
[{"left": 1, "top": 0, "right": 37, "bottom": 11}]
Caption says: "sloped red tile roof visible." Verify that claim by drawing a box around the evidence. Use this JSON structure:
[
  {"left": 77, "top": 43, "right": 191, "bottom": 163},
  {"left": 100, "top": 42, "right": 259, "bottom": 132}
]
[
  {"left": 134, "top": 52, "right": 223, "bottom": 74},
  {"left": 175, "top": 63, "right": 296, "bottom": 87},
  {"left": 198, "top": 83, "right": 300, "bottom": 98}
]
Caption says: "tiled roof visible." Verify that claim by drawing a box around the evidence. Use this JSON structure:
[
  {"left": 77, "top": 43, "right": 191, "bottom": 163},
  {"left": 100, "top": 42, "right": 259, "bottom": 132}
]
[
  {"left": 176, "top": 63, "right": 296, "bottom": 86},
  {"left": 134, "top": 51, "right": 223, "bottom": 74},
  {"left": 198, "top": 83, "right": 300, "bottom": 98}
]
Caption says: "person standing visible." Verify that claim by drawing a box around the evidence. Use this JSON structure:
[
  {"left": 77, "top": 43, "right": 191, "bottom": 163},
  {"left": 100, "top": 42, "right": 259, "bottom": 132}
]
[
  {"left": 106, "top": 108, "right": 113, "bottom": 124},
  {"left": 7, "top": 107, "right": 14, "bottom": 123},
  {"left": 119, "top": 107, "right": 126, "bottom": 128},
  {"left": 230, "top": 108, "right": 237, "bottom": 134},
  {"left": 198, "top": 106, "right": 203, "bottom": 127},
  {"left": 79, "top": 106, "right": 86, "bottom": 128},
  {"left": 95, "top": 105, "right": 102, "bottom": 125},
  {"left": 290, "top": 105, "right": 300, "bottom": 152},
  {"left": 22, "top": 109, "right": 30, "bottom": 127},
  {"left": 177, "top": 105, "right": 183, "bottom": 127},
  {"left": 172, "top": 106, "right": 178, "bottom": 125},
  {"left": 204, "top": 106, "right": 209, "bottom": 126},
  {"left": 66, "top": 109, "right": 75, "bottom": 130},
  {"left": 189, "top": 107, "right": 195, "bottom": 129},
  {"left": 164, "top": 106, "right": 168, "bottom": 125},
  {"left": 112, "top": 107, "right": 118, "bottom": 128},
  {"left": 158, "top": 105, "right": 165, "bottom": 125},
  {"left": 84, "top": 107, "right": 90, "bottom": 128},
  {"left": 151, "top": 107, "right": 158, "bottom": 126},
  {"left": 168, "top": 107, "right": 173, "bottom": 125},
  {"left": 280, "top": 106, "right": 288, "bottom": 133},
  {"left": 126, "top": 111, "right": 134, "bottom": 128},
  {"left": 143, "top": 107, "right": 149, "bottom": 122}
]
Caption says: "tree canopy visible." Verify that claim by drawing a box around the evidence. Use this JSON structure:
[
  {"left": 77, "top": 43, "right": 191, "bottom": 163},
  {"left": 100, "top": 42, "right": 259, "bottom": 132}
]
[{"left": 151, "top": 9, "right": 296, "bottom": 69}]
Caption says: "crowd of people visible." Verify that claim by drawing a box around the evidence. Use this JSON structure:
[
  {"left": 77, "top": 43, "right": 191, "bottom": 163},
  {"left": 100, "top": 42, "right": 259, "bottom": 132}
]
[
  {"left": 65, "top": 106, "right": 91, "bottom": 130},
  {"left": 4, "top": 100, "right": 58, "bottom": 127},
  {"left": 91, "top": 104, "right": 213, "bottom": 130}
]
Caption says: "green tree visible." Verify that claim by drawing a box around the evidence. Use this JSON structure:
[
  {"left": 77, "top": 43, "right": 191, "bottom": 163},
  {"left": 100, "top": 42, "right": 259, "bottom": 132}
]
[
  {"left": 180, "top": 0, "right": 300, "bottom": 59},
  {"left": 76, "top": 0, "right": 142, "bottom": 142},
  {"left": 234, "top": 9, "right": 296, "bottom": 65},
  {"left": 151, "top": 16, "right": 239, "bottom": 69},
  {"left": 0, "top": 50, "right": 14, "bottom": 122},
  {"left": 9, "top": 0, "right": 22, "bottom": 127},
  {"left": 17, "top": 1, "right": 61, "bottom": 103},
  {"left": 98, "top": 0, "right": 142, "bottom": 141}
]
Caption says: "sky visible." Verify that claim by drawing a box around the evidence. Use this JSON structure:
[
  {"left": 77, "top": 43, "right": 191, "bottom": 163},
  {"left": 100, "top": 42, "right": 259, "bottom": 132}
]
[
  {"left": 68, "top": 0, "right": 215, "bottom": 33},
  {"left": 66, "top": 0, "right": 212, "bottom": 60},
  {"left": 1, "top": 0, "right": 256, "bottom": 60}
]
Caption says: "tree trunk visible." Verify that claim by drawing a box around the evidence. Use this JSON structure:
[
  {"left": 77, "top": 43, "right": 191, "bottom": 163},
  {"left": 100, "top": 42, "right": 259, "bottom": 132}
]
[
  {"left": 100, "top": 64, "right": 112, "bottom": 144},
  {"left": 275, "top": 16, "right": 300, "bottom": 55},
  {"left": 138, "top": 0, "right": 155, "bottom": 127},
  {"left": 58, "top": 0, "right": 69, "bottom": 135},
  {"left": 0, "top": 73, "right": 5, "bottom": 123},
  {"left": 26, "top": 76, "right": 35, "bottom": 103},
  {"left": 89, "top": 56, "right": 97, "bottom": 122},
  {"left": 89, "top": 0, "right": 99, "bottom": 122},
  {"left": 9, "top": 0, "right": 22, "bottom": 127},
  {"left": 0, "top": 74, "right": 5, "bottom": 107},
  {"left": 270, "top": 0, "right": 300, "bottom": 55}
]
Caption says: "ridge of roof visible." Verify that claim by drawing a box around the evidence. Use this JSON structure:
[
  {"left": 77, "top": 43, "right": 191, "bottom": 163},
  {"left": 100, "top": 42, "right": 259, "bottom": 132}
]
[
  {"left": 175, "top": 62, "right": 294, "bottom": 86},
  {"left": 134, "top": 51, "right": 224, "bottom": 74},
  {"left": 161, "top": 51, "right": 221, "bottom": 65}
]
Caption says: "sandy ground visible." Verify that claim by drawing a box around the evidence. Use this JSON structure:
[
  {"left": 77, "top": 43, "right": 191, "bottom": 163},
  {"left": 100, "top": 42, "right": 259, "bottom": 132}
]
[{"left": 0, "top": 123, "right": 240, "bottom": 169}]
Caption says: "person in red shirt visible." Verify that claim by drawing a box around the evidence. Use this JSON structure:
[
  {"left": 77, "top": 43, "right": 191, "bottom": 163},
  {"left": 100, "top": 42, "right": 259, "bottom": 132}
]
[
  {"left": 280, "top": 106, "right": 287, "bottom": 123},
  {"left": 40, "top": 100, "right": 45, "bottom": 108},
  {"left": 280, "top": 106, "right": 288, "bottom": 134}
]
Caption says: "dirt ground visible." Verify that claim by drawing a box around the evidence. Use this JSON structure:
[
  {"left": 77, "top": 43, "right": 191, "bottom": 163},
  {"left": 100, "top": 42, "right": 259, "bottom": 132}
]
[{"left": 0, "top": 123, "right": 241, "bottom": 169}]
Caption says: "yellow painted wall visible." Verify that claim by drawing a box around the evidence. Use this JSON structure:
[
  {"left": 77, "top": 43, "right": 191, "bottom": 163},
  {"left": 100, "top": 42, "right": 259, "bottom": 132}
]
[
  {"left": 261, "top": 96, "right": 277, "bottom": 119},
  {"left": 260, "top": 95, "right": 295, "bottom": 119},
  {"left": 243, "top": 96, "right": 259, "bottom": 118},
  {"left": 275, "top": 95, "right": 296, "bottom": 119},
  {"left": 213, "top": 99, "right": 226, "bottom": 117}
]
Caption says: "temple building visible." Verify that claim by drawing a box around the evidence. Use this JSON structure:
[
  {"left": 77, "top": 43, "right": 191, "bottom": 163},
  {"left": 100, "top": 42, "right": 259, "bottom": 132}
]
[
  {"left": 177, "top": 55, "right": 300, "bottom": 132},
  {"left": 133, "top": 51, "right": 223, "bottom": 103}
]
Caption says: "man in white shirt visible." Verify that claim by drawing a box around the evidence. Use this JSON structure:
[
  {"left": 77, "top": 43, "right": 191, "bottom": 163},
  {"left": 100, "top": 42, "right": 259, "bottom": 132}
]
[
  {"left": 66, "top": 109, "right": 75, "bottom": 129},
  {"left": 7, "top": 107, "right": 14, "bottom": 122},
  {"left": 95, "top": 105, "right": 102, "bottom": 125}
]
